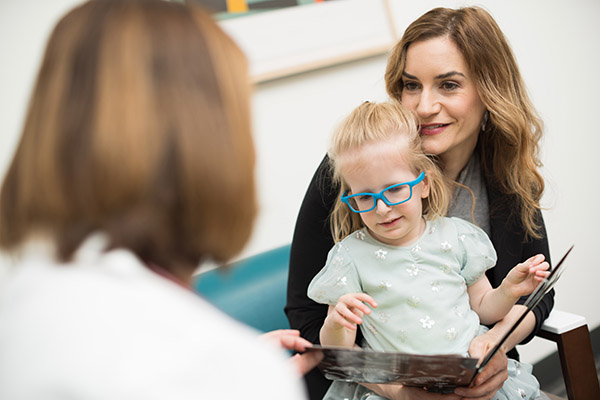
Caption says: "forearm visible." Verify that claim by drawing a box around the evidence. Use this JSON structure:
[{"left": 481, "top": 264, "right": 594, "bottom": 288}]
[
  {"left": 485, "top": 305, "right": 536, "bottom": 352},
  {"left": 474, "top": 283, "right": 520, "bottom": 325},
  {"left": 319, "top": 315, "right": 357, "bottom": 347}
]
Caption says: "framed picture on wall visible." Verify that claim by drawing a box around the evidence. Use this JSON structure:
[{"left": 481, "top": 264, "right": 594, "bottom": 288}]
[{"left": 186, "top": 0, "right": 397, "bottom": 83}]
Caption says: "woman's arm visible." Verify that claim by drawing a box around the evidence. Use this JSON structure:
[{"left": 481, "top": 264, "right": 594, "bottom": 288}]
[
  {"left": 474, "top": 305, "right": 537, "bottom": 355},
  {"left": 487, "top": 188, "right": 554, "bottom": 349},
  {"left": 515, "top": 214, "right": 554, "bottom": 344}
]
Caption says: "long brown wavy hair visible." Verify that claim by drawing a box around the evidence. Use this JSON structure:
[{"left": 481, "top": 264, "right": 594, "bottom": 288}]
[{"left": 385, "top": 6, "right": 545, "bottom": 239}]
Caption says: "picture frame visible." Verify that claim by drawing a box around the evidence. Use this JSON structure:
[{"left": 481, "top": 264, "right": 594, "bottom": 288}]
[{"left": 202, "top": 0, "right": 397, "bottom": 83}]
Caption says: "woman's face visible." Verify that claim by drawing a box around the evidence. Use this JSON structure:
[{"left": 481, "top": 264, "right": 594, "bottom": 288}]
[{"left": 400, "top": 37, "right": 486, "bottom": 164}]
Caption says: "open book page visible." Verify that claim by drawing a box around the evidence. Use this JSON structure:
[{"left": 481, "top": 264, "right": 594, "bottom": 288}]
[{"left": 308, "top": 345, "right": 477, "bottom": 392}]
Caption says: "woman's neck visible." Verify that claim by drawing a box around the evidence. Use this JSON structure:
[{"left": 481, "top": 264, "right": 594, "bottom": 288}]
[{"left": 439, "top": 142, "right": 478, "bottom": 182}]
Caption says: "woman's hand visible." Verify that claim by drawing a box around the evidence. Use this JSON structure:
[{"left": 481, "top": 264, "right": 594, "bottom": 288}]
[
  {"left": 453, "top": 333, "right": 508, "bottom": 399},
  {"left": 260, "top": 329, "right": 323, "bottom": 375}
]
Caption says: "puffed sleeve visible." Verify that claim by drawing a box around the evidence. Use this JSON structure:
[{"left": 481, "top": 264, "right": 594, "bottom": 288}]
[
  {"left": 307, "top": 243, "right": 362, "bottom": 306},
  {"left": 452, "top": 217, "right": 497, "bottom": 285}
]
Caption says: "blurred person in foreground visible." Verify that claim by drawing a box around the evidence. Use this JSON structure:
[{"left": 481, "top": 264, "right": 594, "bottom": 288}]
[{"left": 0, "top": 0, "right": 317, "bottom": 398}]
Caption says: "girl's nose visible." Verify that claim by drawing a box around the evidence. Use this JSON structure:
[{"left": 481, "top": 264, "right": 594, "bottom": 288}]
[
  {"left": 415, "top": 89, "right": 441, "bottom": 119},
  {"left": 374, "top": 199, "right": 392, "bottom": 215}
]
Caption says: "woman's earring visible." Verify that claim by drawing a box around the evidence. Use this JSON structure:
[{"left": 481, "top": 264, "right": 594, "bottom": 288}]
[{"left": 481, "top": 110, "right": 489, "bottom": 132}]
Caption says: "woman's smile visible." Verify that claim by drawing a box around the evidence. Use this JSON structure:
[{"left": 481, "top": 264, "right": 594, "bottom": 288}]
[{"left": 420, "top": 123, "right": 450, "bottom": 136}]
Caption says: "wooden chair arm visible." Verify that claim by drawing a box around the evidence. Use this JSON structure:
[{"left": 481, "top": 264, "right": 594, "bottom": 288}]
[{"left": 536, "top": 309, "right": 599, "bottom": 400}]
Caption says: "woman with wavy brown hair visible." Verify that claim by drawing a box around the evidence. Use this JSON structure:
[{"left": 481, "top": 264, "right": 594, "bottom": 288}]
[
  {"left": 286, "top": 6, "right": 553, "bottom": 400},
  {"left": 0, "top": 0, "right": 311, "bottom": 398}
]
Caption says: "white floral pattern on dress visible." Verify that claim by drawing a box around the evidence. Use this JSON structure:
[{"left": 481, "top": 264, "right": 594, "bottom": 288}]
[
  {"left": 367, "top": 324, "right": 378, "bottom": 335},
  {"left": 406, "top": 264, "right": 420, "bottom": 277},
  {"left": 397, "top": 329, "right": 408, "bottom": 342},
  {"left": 378, "top": 312, "right": 391, "bottom": 323},
  {"left": 440, "top": 241, "right": 452, "bottom": 252},
  {"left": 375, "top": 248, "right": 387, "bottom": 260},
  {"left": 355, "top": 231, "right": 366, "bottom": 241},
  {"left": 445, "top": 327, "right": 457, "bottom": 341},
  {"left": 411, "top": 244, "right": 421, "bottom": 253},
  {"left": 313, "top": 289, "right": 325, "bottom": 302},
  {"left": 336, "top": 276, "right": 347, "bottom": 287},
  {"left": 420, "top": 315, "right": 435, "bottom": 329},
  {"left": 453, "top": 305, "right": 466, "bottom": 318},
  {"left": 431, "top": 281, "right": 441, "bottom": 293},
  {"left": 407, "top": 296, "right": 420, "bottom": 308},
  {"left": 332, "top": 255, "right": 344, "bottom": 269},
  {"left": 379, "top": 281, "right": 392, "bottom": 290}
]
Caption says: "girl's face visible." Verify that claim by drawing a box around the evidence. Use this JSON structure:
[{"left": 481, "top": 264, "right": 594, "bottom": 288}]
[
  {"left": 341, "top": 139, "right": 429, "bottom": 247},
  {"left": 400, "top": 37, "right": 486, "bottom": 164}
]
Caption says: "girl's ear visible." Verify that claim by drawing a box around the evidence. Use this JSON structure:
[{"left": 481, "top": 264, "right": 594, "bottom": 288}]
[{"left": 420, "top": 173, "right": 430, "bottom": 199}]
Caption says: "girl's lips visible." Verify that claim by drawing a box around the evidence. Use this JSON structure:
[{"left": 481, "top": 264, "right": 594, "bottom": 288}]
[
  {"left": 379, "top": 217, "right": 401, "bottom": 227},
  {"left": 420, "top": 123, "right": 449, "bottom": 136}
]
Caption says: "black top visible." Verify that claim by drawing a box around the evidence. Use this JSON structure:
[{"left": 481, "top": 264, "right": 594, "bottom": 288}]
[{"left": 285, "top": 155, "right": 554, "bottom": 400}]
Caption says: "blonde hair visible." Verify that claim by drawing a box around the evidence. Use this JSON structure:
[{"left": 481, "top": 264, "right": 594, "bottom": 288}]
[
  {"left": 0, "top": 0, "right": 255, "bottom": 272},
  {"left": 385, "top": 6, "right": 545, "bottom": 239},
  {"left": 328, "top": 101, "right": 451, "bottom": 242}
]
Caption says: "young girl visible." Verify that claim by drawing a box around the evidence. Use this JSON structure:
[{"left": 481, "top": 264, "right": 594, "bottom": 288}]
[{"left": 307, "top": 101, "right": 549, "bottom": 400}]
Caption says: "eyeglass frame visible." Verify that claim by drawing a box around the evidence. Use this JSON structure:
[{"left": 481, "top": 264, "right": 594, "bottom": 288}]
[{"left": 340, "top": 171, "right": 425, "bottom": 213}]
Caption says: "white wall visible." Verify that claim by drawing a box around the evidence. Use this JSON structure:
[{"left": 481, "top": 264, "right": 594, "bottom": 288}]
[{"left": 1, "top": 0, "right": 599, "bottom": 364}]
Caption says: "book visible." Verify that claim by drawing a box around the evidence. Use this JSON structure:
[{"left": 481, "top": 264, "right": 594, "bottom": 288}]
[{"left": 305, "top": 245, "right": 574, "bottom": 393}]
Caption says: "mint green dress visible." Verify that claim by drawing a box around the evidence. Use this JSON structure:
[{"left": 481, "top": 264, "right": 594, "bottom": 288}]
[{"left": 308, "top": 217, "right": 541, "bottom": 400}]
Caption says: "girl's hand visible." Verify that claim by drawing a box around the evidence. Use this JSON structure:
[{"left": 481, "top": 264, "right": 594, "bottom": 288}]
[
  {"left": 503, "top": 254, "right": 550, "bottom": 299},
  {"left": 453, "top": 333, "right": 508, "bottom": 399},
  {"left": 326, "top": 293, "right": 378, "bottom": 330}
]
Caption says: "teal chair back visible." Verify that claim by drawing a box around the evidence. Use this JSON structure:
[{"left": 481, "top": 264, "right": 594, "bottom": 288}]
[{"left": 193, "top": 245, "right": 291, "bottom": 333}]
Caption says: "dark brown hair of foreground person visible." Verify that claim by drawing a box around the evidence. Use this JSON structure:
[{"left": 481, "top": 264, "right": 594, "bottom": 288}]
[
  {"left": 0, "top": 0, "right": 256, "bottom": 275},
  {"left": 385, "top": 6, "right": 545, "bottom": 239}
]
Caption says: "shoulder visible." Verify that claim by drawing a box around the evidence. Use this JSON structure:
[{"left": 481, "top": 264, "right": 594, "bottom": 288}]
[
  {"left": 427, "top": 216, "right": 483, "bottom": 238},
  {"left": 448, "top": 216, "right": 488, "bottom": 237}
]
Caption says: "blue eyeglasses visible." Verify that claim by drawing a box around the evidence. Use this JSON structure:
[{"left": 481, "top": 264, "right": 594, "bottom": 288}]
[{"left": 341, "top": 172, "right": 425, "bottom": 213}]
